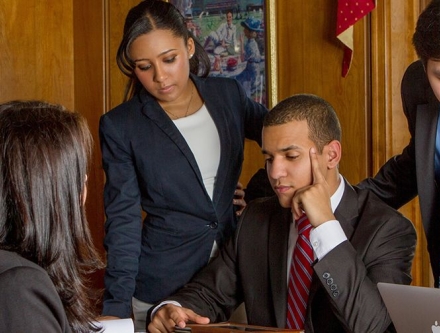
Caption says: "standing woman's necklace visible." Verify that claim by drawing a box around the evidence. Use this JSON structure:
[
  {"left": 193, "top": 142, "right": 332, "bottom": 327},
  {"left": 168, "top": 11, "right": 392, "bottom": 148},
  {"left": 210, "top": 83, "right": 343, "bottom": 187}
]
[{"left": 164, "top": 83, "right": 194, "bottom": 119}]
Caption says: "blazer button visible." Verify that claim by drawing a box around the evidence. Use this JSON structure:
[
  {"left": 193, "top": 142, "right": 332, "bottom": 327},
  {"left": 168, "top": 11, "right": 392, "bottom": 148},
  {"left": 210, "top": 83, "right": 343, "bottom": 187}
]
[
  {"left": 330, "top": 284, "right": 337, "bottom": 291},
  {"left": 332, "top": 291, "right": 340, "bottom": 297},
  {"left": 323, "top": 272, "right": 331, "bottom": 279},
  {"left": 326, "top": 277, "right": 334, "bottom": 285},
  {"left": 209, "top": 222, "right": 218, "bottom": 229}
]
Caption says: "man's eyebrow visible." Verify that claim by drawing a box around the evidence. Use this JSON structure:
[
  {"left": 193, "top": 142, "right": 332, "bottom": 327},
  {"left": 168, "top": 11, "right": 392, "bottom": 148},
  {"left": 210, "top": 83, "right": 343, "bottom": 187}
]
[
  {"left": 280, "top": 145, "right": 300, "bottom": 152},
  {"left": 262, "top": 145, "right": 300, "bottom": 155}
]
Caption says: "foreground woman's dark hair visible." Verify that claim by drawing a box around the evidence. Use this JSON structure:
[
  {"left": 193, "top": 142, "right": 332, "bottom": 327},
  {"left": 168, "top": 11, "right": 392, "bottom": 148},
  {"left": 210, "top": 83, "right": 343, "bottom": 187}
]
[{"left": 0, "top": 100, "right": 104, "bottom": 333}]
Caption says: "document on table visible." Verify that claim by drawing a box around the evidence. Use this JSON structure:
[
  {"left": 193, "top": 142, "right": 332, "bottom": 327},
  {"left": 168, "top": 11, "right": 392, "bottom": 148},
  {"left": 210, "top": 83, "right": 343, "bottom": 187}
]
[{"left": 94, "top": 318, "right": 134, "bottom": 332}]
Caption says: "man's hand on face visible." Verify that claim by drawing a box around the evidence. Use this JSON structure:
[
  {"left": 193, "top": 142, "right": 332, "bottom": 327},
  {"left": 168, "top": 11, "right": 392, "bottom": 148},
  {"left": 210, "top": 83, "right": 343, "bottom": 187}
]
[
  {"left": 291, "top": 147, "right": 335, "bottom": 227},
  {"left": 148, "top": 304, "right": 210, "bottom": 333}
]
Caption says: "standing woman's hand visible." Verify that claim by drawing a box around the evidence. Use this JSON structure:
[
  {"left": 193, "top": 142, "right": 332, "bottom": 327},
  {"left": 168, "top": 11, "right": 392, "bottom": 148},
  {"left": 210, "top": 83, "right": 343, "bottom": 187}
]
[{"left": 233, "top": 182, "right": 246, "bottom": 217}]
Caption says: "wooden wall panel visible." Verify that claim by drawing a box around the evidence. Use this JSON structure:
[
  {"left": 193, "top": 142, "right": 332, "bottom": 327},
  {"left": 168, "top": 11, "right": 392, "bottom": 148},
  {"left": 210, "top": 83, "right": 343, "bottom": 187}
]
[
  {"left": 0, "top": 1, "right": 74, "bottom": 105},
  {"left": 73, "top": 0, "right": 107, "bottom": 292},
  {"left": 276, "top": 0, "right": 370, "bottom": 186},
  {"left": 371, "top": 0, "right": 431, "bottom": 286},
  {"left": 0, "top": 0, "right": 108, "bottom": 292},
  {"left": 107, "top": 0, "right": 141, "bottom": 109}
]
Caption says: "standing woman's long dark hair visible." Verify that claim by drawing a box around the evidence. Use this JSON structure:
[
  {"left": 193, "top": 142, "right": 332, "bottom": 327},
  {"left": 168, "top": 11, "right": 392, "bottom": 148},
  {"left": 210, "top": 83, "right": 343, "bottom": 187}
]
[
  {"left": 0, "top": 100, "right": 104, "bottom": 333},
  {"left": 116, "top": 0, "right": 211, "bottom": 101}
]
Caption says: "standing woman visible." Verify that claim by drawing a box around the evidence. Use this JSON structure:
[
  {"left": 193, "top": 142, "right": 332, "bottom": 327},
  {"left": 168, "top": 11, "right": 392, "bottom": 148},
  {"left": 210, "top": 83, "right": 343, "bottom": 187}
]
[
  {"left": 99, "top": 0, "right": 268, "bottom": 331},
  {"left": 0, "top": 101, "right": 104, "bottom": 333}
]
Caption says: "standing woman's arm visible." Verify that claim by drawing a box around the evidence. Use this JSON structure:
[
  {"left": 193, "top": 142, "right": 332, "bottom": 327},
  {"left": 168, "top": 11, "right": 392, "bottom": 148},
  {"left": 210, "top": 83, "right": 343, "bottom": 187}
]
[{"left": 99, "top": 114, "right": 143, "bottom": 318}]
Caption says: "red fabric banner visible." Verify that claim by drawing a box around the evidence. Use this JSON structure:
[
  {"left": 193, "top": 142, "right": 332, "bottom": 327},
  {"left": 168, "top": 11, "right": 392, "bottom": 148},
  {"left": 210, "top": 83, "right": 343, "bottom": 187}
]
[{"left": 336, "top": 0, "right": 376, "bottom": 77}]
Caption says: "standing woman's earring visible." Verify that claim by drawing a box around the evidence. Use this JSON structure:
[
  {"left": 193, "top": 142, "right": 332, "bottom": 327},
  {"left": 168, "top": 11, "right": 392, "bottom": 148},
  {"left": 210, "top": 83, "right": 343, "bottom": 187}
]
[{"left": 189, "top": 54, "right": 193, "bottom": 59}]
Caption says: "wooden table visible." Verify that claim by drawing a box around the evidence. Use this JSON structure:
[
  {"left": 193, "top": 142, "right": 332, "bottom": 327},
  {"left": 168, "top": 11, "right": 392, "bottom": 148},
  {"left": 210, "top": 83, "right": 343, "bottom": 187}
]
[{"left": 175, "top": 322, "right": 304, "bottom": 333}]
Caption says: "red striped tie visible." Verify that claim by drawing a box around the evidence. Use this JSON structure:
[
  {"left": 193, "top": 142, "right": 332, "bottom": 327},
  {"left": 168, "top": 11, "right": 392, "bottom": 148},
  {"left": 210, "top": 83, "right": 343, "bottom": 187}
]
[{"left": 286, "top": 214, "right": 313, "bottom": 329}]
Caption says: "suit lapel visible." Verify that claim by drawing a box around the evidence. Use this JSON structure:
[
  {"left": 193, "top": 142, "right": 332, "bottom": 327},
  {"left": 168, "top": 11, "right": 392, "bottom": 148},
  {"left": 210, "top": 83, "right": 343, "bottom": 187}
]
[
  {"left": 138, "top": 85, "right": 210, "bottom": 196},
  {"left": 143, "top": 75, "right": 234, "bottom": 207},
  {"left": 268, "top": 206, "right": 291, "bottom": 328},
  {"left": 415, "top": 98, "right": 439, "bottom": 232},
  {"left": 199, "top": 79, "right": 233, "bottom": 206},
  {"left": 333, "top": 179, "right": 358, "bottom": 238}
]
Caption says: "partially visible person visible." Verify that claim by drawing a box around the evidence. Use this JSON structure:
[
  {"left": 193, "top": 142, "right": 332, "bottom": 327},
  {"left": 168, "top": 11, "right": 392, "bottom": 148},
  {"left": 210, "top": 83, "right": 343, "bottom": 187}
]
[
  {"left": 244, "top": 167, "right": 273, "bottom": 203},
  {"left": 236, "top": 17, "right": 263, "bottom": 97},
  {"left": 148, "top": 94, "right": 417, "bottom": 333},
  {"left": 204, "top": 9, "right": 237, "bottom": 55},
  {"left": 0, "top": 100, "right": 104, "bottom": 333},
  {"left": 357, "top": 0, "right": 440, "bottom": 287},
  {"left": 185, "top": 14, "right": 201, "bottom": 39},
  {"left": 99, "top": 1, "right": 267, "bottom": 331}
]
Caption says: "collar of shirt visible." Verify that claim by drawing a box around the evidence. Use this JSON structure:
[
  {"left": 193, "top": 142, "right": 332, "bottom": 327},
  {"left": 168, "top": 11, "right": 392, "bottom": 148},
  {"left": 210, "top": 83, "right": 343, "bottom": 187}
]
[{"left": 331, "top": 174, "right": 345, "bottom": 212}]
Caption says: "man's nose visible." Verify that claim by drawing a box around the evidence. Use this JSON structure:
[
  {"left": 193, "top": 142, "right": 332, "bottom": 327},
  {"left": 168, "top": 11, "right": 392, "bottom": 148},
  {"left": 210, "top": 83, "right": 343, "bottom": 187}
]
[{"left": 268, "top": 158, "right": 286, "bottom": 180}]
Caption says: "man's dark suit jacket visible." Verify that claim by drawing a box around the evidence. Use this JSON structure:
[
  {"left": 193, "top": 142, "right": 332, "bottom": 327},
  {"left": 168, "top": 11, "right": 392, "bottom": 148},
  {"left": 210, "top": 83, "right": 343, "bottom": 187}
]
[
  {"left": 163, "top": 180, "right": 416, "bottom": 333},
  {"left": 99, "top": 74, "right": 268, "bottom": 317},
  {"left": 358, "top": 60, "right": 440, "bottom": 286},
  {"left": 0, "top": 250, "right": 71, "bottom": 333}
]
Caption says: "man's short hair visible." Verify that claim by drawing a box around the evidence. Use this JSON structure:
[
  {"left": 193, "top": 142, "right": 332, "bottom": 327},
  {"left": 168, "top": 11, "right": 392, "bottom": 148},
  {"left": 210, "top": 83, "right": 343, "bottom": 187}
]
[{"left": 263, "top": 94, "right": 341, "bottom": 153}]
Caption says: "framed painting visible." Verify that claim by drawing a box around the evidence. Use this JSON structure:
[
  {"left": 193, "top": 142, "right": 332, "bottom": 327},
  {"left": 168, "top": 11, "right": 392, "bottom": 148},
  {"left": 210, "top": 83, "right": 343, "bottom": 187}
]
[{"left": 168, "top": 0, "right": 278, "bottom": 108}]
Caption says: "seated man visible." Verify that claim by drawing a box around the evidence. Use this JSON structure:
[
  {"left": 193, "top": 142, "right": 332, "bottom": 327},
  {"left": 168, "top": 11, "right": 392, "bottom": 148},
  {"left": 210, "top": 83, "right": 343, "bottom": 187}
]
[{"left": 148, "top": 94, "right": 417, "bottom": 333}]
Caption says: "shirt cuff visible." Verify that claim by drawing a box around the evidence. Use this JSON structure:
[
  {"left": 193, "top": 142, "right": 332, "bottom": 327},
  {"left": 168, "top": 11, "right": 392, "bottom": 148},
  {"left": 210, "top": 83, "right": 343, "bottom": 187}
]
[
  {"left": 310, "top": 220, "right": 347, "bottom": 260},
  {"left": 150, "top": 301, "right": 182, "bottom": 320}
]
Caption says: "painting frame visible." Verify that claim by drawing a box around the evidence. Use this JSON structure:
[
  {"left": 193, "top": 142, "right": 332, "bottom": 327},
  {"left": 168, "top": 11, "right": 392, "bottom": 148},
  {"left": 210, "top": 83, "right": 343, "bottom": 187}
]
[{"left": 167, "top": 0, "right": 278, "bottom": 108}]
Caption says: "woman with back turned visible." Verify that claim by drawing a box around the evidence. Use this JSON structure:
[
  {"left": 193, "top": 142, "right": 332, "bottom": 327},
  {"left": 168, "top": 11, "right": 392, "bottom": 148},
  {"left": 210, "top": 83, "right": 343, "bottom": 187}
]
[{"left": 0, "top": 100, "right": 104, "bottom": 333}]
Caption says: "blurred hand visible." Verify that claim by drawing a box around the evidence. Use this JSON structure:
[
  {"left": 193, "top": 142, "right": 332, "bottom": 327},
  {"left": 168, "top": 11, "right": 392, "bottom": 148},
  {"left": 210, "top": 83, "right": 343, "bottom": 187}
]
[
  {"left": 233, "top": 182, "right": 246, "bottom": 216},
  {"left": 148, "top": 304, "right": 209, "bottom": 333}
]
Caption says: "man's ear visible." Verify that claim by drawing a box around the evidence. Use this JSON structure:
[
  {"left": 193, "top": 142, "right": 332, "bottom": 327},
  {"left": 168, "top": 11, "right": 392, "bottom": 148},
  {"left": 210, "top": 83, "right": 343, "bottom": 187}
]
[{"left": 325, "top": 140, "right": 341, "bottom": 169}]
